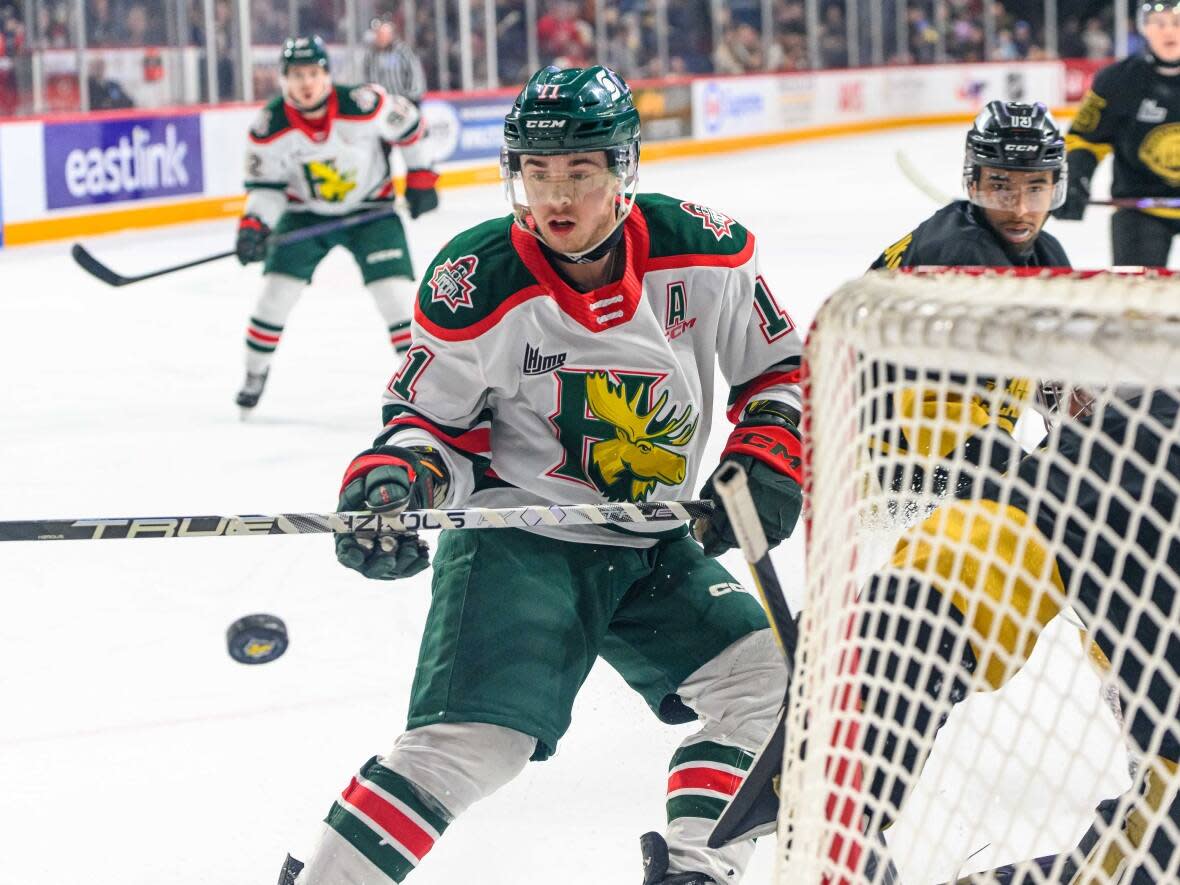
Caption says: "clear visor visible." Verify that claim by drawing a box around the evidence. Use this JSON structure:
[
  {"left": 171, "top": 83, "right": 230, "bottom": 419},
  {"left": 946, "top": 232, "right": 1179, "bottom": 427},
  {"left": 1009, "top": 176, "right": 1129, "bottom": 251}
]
[
  {"left": 501, "top": 145, "right": 639, "bottom": 236},
  {"left": 966, "top": 170, "right": 1067, "bottom": 212}
]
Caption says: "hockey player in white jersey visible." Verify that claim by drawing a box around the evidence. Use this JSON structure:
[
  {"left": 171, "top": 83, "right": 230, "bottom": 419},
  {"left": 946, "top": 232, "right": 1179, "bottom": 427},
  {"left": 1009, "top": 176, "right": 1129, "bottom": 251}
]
[
  {"left": 274, "top": 64, "right": 804, "bottom": 885},
  {"left": 235, "top": 35, "right": 438, "bottom": 412}
]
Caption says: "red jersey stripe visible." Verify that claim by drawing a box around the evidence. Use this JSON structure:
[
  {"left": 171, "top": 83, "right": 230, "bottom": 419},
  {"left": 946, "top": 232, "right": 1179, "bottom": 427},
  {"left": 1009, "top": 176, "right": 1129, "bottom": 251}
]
[
  {"left": 667, "top": 766, "right": 744, "bottom": 796},
  {"left": 385, "top": 415, "right": 491, "bottom": 455},
  {"left": 647, "top": 234, "right": 755, "bottom": 272},
  {"left": 340, "top": 777, "right": 435, "bottom": 861},
  {"left": 247, "top": 328, "right": 282, "bottom": 344}
]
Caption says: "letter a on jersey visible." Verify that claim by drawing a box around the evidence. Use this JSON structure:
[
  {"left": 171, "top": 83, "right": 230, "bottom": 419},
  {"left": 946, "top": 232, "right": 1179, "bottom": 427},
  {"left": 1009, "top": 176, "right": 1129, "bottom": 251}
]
[{"left": 548, "top": 370, "right": 697, "bottom": 502}]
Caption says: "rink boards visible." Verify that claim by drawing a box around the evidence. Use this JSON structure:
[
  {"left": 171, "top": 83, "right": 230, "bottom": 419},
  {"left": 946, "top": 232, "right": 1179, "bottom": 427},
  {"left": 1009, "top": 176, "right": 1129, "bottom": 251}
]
[{"left": 0, "top": 61, "right": 1067, "bottom": 249}]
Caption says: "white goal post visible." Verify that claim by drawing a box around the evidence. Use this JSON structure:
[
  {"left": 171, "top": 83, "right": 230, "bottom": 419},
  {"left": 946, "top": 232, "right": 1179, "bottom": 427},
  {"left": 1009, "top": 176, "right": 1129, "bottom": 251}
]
[{"left": 781, "top": 269, "right": 1180, "bottom": 885}]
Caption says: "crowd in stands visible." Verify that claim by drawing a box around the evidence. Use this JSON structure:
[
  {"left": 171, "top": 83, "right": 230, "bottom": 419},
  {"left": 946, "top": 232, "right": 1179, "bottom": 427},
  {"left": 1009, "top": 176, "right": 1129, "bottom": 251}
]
[{"left": 0, "top": 0, "right": 1149, "bottom": 116}]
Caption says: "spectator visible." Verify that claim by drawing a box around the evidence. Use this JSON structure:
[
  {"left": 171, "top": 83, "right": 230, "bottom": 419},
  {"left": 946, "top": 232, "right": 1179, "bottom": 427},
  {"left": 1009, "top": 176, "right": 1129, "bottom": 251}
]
[
  {"left": 537, "top": 0, "right": 591, "bottom": 67},
  {"left": 87, "top": 0, "right": 120, "bottom": 47},
  {"left": 87, "top": 58, "right": 133, "bottom": 108},
  {"left": 1083, "top": 15, "right": 1112, "bottom": 59},
  {"left": 363, "top": 16, "right": 426, "bottom": 101},
  {"left": 124, "top": 2, "right": 165, "bottom": 46},
  {"left": 819, "top": 3, "right": 849, "bottom": 68},
  {"left": 714, "top": 21, "right": 764, "bottom": 73},
  {"left": 1059, "top": 16, "right": 1087, "bottom": 59}
]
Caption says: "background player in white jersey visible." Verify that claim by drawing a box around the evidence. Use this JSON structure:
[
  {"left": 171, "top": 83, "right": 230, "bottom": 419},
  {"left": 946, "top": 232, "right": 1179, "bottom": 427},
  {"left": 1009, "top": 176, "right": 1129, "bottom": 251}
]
[
  {"left": 274, "top": 65, "right": 805, "bottom": 885},
  {"left": 234, "top": 35, "right": 438, "bottom": 413}
]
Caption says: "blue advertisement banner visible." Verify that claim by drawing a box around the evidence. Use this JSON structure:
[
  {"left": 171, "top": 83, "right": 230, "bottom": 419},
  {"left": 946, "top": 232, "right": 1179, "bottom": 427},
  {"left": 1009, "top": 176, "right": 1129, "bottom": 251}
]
[
  {"left": 43, "top": 114, "right": 204, "bottom": 210},
  {"left": 421, "top": 95, "right": 514, "bottom": 166}
]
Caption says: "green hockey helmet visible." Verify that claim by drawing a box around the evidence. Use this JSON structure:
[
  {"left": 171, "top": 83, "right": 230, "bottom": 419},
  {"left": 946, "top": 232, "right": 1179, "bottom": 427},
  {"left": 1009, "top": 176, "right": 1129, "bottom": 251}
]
[
  {"left": 501, "top": 66, "right": 642, "bottom": 259},
  {"left": 281, "top": 35, "right": 330, "bottom": 74},
  {"left": 503, "top": 65, "right": 641, "bottom": 162}
]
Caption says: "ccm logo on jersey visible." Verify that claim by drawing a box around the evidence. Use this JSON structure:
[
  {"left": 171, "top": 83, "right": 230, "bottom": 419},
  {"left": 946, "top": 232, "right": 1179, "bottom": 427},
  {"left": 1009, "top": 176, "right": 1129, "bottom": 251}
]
[{"left": 525, "top": 119, "right": 566, "bottom": 128}]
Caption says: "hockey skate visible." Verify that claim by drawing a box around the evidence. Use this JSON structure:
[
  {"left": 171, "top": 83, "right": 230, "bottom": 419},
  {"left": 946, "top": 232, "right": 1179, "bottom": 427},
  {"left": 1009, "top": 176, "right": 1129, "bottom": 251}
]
[
  {"left": 275, "top": 853, "right": 303, "bottom": 885},
  {"left": 236, "top": 368, "right": 269, "bottom": 417},
  {"left": 639, "top": 832, "right": 715, "bottom": 884}
]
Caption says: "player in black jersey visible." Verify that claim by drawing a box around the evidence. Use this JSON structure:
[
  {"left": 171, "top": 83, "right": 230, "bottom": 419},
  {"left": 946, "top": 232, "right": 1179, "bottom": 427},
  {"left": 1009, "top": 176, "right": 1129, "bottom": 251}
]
[
  {"left": 873, "top": 100, "right": 1070, "bottom": 270},
  {"left": 868, "top": 102, "right": 1070, "bottom": 500},
  {"left": 1055, "top": 1, "right": 1180, "bottom": 265},
  {"left": 706, "top": 104, "right": 1073, "bottom": 859}
]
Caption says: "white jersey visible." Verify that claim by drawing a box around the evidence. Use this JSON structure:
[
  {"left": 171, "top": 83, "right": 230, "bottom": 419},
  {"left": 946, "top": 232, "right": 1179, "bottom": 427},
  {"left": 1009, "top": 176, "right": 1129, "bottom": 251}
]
[
  {"left": 243, "top": 83, "right": 432, "bottom": 226},
  {"left": 376, "top": 194, "right": 804, "bottom": 546}
]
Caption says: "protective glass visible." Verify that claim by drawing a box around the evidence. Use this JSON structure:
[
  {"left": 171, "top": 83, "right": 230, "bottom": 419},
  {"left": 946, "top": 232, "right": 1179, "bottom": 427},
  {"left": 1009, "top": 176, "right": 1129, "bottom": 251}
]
[{"left": 968, "top": 172, "right": 1067, "bottom": 212}]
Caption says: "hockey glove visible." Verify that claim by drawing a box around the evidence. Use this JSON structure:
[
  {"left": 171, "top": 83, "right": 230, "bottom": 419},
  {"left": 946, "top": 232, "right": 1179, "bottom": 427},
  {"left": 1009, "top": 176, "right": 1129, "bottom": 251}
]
[
  {"left": 235, "top": 214, "right": 271, "bottom": 265},
  {"left": 1053, "top": 172, "right": 1090, "bottom": 222},
  {"left": 404, "top": 170, "right": 440, "bottom": 219},
  {"left": 335, "top": 445, "right": 449, "bottom": 580},
  {"left": 695, "top": 400, "right": 804, "bottom": 558}
]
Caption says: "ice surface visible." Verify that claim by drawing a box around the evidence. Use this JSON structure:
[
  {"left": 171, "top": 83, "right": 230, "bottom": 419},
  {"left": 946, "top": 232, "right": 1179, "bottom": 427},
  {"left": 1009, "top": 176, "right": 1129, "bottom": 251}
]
[{"left": 0, "top": 124, "right": 1127, "bottom": 884}]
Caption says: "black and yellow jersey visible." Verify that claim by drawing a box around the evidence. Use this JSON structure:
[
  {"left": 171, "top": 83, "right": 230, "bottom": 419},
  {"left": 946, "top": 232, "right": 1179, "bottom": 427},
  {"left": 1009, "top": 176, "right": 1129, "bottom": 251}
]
[
  {"left": 870, "top": 200, "right": 1070, "bottom": 270},
  {"left": 867, "top": 201, "right": 1069, "bottom": 497},
  {"left": 1067, "top": 55, "right": 1180, "bottom": 218}
]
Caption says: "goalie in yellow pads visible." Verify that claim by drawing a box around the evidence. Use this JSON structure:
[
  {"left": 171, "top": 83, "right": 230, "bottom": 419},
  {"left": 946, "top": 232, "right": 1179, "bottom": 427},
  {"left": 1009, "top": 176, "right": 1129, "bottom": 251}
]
[{"left": 856, "top": 385, "right": 1180, "bottom": 883}]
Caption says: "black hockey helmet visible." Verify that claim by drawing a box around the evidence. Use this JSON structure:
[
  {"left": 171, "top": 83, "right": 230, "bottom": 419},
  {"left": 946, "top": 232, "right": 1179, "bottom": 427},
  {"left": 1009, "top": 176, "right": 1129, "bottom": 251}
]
[
  {"left": 1138, "top": 0, "right": 1180, "bottom": 32},
  {"left": 964, "top": 101, "right": 1067, "bottom": 209},
  {"left": 1138, "top": 1, "right": 1180, "bottom": 66},
  {"left": 281, "top": 35, "right": 330, "bottom": 74}
]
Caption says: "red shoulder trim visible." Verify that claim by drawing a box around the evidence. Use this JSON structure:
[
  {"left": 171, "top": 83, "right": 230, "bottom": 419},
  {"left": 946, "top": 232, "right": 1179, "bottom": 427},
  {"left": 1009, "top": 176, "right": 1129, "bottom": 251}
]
[{"left": 646, "top": 232, "right": 756, "bottom": 272}]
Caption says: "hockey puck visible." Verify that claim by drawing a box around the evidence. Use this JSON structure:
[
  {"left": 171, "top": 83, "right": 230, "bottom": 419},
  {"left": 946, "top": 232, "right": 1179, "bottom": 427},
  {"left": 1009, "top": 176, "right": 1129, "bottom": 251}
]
[{"left": 226, "top": 613, "right": 289, "bottom": 665}]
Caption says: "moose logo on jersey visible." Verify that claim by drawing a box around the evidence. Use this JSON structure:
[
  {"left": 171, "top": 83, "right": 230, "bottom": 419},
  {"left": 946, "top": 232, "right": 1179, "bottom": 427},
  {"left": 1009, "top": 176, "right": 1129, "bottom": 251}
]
[
  {"left": 548, "top": 370, "right": 697, "bottom": 502},
  {"left": 303, "top": 160, "right": 357, "bottom": 202}
]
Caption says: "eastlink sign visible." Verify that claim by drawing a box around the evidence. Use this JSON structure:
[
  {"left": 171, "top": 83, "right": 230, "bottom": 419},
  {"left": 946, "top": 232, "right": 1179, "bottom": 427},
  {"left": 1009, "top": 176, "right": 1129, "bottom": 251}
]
[{"left": 44, "top": 113, "right": 203, "bottom": 210}]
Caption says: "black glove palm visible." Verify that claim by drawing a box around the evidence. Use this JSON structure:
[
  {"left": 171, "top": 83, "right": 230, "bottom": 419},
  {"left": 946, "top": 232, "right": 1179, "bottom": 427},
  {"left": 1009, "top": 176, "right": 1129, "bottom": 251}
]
[
  {"left": 235, "top": 214, "right": 271, "bottom": 264},
  {"left": 1053, "top": 173, "right": 1090, "bottom": 222}
]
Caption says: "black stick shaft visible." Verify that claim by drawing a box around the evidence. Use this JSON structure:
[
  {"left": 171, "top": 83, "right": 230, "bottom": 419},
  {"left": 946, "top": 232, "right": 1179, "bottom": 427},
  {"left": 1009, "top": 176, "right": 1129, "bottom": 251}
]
[{"left": 71, "top": 206, "right": 398, "bottom": 287}]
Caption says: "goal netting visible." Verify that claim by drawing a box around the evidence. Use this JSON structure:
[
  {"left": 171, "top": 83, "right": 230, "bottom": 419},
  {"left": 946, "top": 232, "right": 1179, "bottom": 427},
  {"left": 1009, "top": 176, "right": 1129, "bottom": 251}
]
[{"left": 781, "top": 269, "right": 1180, "bottom": 885}]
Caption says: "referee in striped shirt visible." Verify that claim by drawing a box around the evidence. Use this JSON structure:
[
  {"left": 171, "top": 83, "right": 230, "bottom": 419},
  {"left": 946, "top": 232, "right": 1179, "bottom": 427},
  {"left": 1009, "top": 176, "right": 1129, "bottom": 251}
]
[{"left": 363, "top": 17, "right": 426, "bottom": 103}]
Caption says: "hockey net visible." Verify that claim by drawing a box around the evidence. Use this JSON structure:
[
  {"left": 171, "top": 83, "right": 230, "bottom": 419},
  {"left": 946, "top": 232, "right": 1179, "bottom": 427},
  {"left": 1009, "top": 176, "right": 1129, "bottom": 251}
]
[{"left": 781, "top": 269, "right": 1180, "bottom": 885}]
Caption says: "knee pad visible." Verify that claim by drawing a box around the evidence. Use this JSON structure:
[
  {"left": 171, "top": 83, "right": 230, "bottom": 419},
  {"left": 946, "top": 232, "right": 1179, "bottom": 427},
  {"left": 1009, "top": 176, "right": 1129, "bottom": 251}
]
[
  {"left": 381, "top": 721, "right": 535, "bottom": 817},
  {"left": 676, "top": 629, "right": 785, "bottom": 749}
]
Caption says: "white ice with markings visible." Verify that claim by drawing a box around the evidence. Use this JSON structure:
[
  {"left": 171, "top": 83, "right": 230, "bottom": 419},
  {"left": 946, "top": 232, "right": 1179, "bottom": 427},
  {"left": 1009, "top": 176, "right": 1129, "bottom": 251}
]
[{"left": 0, "top": 123, "right": 1136, "bottom": 885}]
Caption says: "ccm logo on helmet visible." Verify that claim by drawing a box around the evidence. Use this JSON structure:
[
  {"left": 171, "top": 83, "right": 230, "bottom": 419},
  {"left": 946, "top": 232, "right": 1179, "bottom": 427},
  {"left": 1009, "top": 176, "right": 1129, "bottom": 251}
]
[{"left": 525, "top": 119, "right": 567, "bottom": 128}]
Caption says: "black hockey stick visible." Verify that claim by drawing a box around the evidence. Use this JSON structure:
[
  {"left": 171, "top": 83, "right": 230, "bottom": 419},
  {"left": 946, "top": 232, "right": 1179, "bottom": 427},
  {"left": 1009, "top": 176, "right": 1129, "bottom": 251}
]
[
  {"left": 71, "top": 205, "right": 398, "bottom": 287},
  {"left": 0, "top": 500, "right": 713, "bottom": 542},
  {"left": 706, "top": 462, "right": 799, "bottom": 849},
  {"left": 710, "top": 462, "right": 798, "bottom": 666}
]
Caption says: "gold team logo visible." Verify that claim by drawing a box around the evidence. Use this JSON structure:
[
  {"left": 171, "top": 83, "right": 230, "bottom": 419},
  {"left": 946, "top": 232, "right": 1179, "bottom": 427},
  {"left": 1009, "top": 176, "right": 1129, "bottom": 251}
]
[
  {"left": 1139, "top": 123, "right": 1180, "bottom": 186},
  {"left": 304, "top": 160, "right": 357, "bottom": 202},
  {"left": 548, "top": 370, "right": 697, "bottom": 502}
]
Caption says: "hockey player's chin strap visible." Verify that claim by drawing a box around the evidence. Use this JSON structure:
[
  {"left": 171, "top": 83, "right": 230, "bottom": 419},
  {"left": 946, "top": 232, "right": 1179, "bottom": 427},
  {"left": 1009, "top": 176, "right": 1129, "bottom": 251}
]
[
  {"left": 514, "top": 191, "right": 634, "bottom": 265},
  {"left": 541, "top": 221, "right": 625, "bottom": 266},
  {"left": 1148, "top": 50, "right": 1180, "bottom": 71}
]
